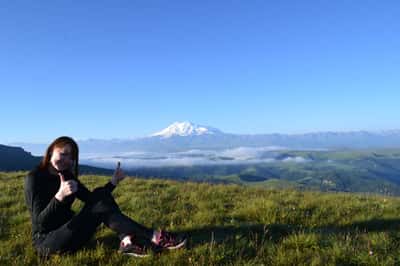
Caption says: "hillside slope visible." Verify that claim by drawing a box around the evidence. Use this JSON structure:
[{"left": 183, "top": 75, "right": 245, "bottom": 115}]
[
  {"left": 0, "top": 144, "right": 40, "bottom": 171},
  {"left": 0, "top": 144, "right": 113, "bottom": 175},
  {"left": 130, "top": 149, "right": 400, "bottom": 196},
  {"left": 1, "top": 172, "right": 400, "bottom": 265}
]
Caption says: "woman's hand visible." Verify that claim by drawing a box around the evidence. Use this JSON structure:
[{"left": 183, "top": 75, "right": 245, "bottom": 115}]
[
  {"left": 55, "top": 172, "right": 78, "bottom": 201},
  {"left": 111, "top": 161, "right": 125, "bottom": 186}
]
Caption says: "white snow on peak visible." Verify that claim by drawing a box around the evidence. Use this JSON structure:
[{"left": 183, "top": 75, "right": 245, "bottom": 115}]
[{"left": 151, "top": 121, "right": 222, "bottom": 138}]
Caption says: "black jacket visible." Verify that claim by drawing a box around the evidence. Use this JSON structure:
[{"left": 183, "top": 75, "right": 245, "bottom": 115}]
[{"left": 24, "top": 167, "right": 115, "bottom": 240}]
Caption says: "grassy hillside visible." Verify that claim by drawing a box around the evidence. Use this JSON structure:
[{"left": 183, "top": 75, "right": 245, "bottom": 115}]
[
  {"left": 1, "top": 171, "right": 400, "bottom": 265},
  {"left": 131, "top": 149, "right": 400, "bottom": 195}
]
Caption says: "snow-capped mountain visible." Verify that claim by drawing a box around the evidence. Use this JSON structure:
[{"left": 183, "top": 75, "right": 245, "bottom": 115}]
[
  {"left": 10, "top": 122, "right": 400, "bottom": 156},
  {"left": 151, "top": 121, "right": 223, "bottom": 138}
]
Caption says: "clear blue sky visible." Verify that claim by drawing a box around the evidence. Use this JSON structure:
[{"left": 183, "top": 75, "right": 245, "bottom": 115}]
[{"left": 1, "top": 1, "right": 399, "bottom": 143}]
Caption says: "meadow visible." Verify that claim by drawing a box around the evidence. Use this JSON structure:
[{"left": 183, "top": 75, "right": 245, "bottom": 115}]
[{"left": 1, "top": 171, "right": 400, "bottom": 265}]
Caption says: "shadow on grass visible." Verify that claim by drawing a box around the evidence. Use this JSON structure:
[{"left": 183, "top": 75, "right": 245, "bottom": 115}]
[
  {"left": 176, "top": 224, "right": 293, "bottom": 247},
  {"left": 175, "top": 218, "right": 400, "bottom": 249},
  {"left": 93, "top": 234, "right": 120, "bottom": 248},
  {"left": 332, "top": 218, "right": 400, "bottom": 233},
  {"left": 78, "top": 218, "right": 400, "bottom": 252}
]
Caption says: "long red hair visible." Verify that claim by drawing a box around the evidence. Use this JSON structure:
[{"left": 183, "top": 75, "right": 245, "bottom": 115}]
[{"left": 39, "top": 136, "right": 79, "bottom": 177}]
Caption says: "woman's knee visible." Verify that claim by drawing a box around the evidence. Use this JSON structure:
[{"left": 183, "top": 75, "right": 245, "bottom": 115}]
[{"left": 89, "top": 190, "right": 120, "bottom": 213}]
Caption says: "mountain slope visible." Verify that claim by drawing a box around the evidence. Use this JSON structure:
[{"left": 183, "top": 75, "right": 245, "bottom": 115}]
[
  {"left": 0, "top": 144, "right": 113, "bottom": 175},
  {"left": 125, "top": 149, "right": 400, "bottom": 196},
  {"left": 151, "top": 121, "right": 223, "bottom": 138},
  {"left": 0, "top": 144, "right": 40, "bottom": 171}
]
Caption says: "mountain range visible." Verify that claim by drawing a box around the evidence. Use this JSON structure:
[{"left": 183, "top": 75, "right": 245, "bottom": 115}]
[
  {"left": 11, "top": 121, "right": 400, "bottom": 155},
  {"left": 2, "top": 123, "right": 400, "bottom": 195}
]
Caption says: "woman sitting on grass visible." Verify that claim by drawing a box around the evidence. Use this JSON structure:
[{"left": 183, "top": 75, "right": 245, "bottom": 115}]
[{"left": 24, "top": 136, "right": 186, "bottom": 257}]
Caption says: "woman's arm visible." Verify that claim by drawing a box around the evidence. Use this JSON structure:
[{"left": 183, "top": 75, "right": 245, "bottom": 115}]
[
  {"left": 75, "top": 179, "right": 116, "bottom": 203},
  {"left": 64, "top": 162, "right": 123, "bottom": 203}
]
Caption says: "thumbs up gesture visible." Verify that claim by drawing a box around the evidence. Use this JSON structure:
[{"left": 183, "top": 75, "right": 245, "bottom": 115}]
[
  {"left": 111, "top": 161, "right": 125, "bottom": 186},
  {"left": 55, "top": 172, "right": 78, "bottom": 202}
]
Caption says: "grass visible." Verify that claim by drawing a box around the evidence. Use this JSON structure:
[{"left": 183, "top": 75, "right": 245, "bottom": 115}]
[{"left": 1, "top": 171, "right": 400, "bottom": 265}]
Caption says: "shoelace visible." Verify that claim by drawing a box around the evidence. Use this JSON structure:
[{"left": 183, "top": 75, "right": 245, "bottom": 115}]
[{"left": 158, "top": 231, "right": 175, "bottom": 246}]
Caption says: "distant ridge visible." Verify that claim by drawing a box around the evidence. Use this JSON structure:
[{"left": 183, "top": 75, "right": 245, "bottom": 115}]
[
  {"left": 0, "top": 144, "right": 40, "bottom": 171},
  {"left": 0, "top": 144, "right": 113, "bottom": 174}
]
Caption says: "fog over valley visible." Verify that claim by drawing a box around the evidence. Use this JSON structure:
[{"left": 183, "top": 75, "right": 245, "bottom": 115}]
[{"left": 80, "top": 146, "right": 310, "bottom": 169}]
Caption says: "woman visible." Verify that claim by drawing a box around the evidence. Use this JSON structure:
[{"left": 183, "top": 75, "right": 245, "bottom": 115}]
[{"left": 24, "top": 136, "right": 186, "bottom": 257}]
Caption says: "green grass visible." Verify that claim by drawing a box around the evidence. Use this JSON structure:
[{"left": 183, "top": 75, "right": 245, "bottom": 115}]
[{"left": 1, "top": 171, "right": 400, "bottom": 265}]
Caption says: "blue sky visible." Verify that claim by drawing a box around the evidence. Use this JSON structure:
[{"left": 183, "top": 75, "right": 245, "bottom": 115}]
[{"left": 1, "top": 1, "right": 399, "bottom": 143}]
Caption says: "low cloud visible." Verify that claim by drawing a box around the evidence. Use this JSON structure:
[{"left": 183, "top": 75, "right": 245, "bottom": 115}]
[
  {"left": 282, "top": 156, "right": 309, "bottom": 163},
  {"left": 80, "top": 146, "right": 309, "bottom": 169}
]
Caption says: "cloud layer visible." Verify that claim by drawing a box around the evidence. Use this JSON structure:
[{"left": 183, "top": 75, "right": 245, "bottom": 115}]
[{"left": 80, "top": 146, "right": 309, "bottom": 169}]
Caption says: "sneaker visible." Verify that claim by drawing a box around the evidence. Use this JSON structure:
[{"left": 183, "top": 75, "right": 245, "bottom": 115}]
[
  {"left": 118, "top": 235, "right": 150, "bottom": 258},
  {"left": 152, "top": 230, "right": 187, "bottom": 250}
]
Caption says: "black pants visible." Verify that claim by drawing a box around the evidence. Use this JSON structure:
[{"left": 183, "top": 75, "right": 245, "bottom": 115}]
[{"left": 35, "top": 189, "right": 153, "bottom": 256}]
